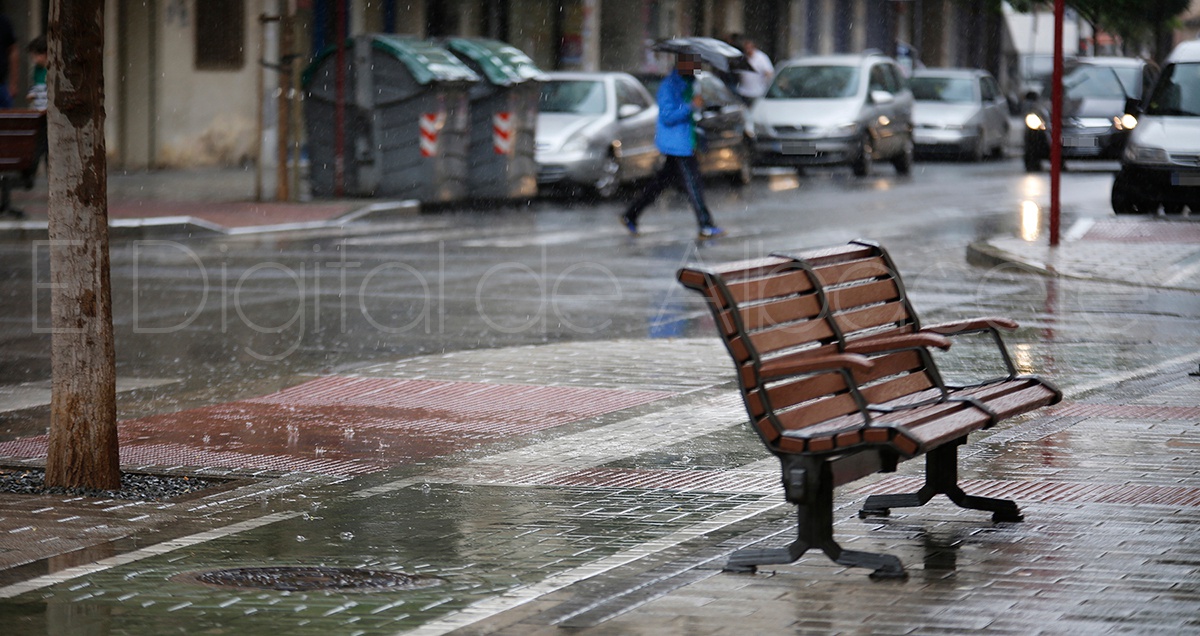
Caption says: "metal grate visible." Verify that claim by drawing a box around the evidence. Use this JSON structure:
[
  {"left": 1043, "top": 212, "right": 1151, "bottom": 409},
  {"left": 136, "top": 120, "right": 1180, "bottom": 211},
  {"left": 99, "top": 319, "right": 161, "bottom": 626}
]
[{"left": 183, "top": 566, "right": 442, "bottom": 592}]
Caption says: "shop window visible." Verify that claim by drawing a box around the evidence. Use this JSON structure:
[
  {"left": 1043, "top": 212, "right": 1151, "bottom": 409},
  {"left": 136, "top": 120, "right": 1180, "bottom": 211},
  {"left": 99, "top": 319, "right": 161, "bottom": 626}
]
[{"left": 195, "top": 0, "right": 245, "bottom": 70}]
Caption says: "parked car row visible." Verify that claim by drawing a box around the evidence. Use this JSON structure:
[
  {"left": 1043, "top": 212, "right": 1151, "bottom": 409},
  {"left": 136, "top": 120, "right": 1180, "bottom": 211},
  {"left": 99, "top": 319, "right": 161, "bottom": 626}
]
[
  {"left": 531, "top": 50, "right": 1177, "bottom": 204},
  {"left": 534, "top": 69, "right": 752, "bottom": 198}
]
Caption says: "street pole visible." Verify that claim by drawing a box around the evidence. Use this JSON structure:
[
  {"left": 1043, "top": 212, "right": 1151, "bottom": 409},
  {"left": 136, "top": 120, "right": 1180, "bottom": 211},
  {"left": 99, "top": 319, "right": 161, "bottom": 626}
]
[
  {"left": 334, "top": 0, "right": 347, "bottom": 196},
  {"left": 1049, "top": 0, "right": 1064, "bottom": 247}
]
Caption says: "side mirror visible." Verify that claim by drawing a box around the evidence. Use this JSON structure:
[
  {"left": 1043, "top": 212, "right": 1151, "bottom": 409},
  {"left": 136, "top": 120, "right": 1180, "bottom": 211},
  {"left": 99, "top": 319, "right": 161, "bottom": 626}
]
[
  {"left": 1124, "top": 96, "right": 1142, "bottom": 116},
  {"left": 618, "top": 104, "right": 642, "bottom": 118},
  {"left": 870, "top": 90, "right": 895, "bottom": 105}
]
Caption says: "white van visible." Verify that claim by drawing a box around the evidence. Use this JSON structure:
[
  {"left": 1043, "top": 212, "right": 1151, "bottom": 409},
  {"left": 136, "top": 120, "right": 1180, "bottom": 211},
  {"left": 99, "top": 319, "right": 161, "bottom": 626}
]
[{"left": 1111, "top": 40, "right": 1200, "bottom": 214}]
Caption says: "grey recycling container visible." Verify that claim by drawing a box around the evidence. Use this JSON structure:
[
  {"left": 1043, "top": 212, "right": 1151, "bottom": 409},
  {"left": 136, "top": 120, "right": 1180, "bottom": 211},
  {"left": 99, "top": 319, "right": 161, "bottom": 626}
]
[
  {"left": 444, "top": 38, "right": 546, "bottom": 200},
  {"left": 304, "top": 35, "right": 479, "bottom": 202}
]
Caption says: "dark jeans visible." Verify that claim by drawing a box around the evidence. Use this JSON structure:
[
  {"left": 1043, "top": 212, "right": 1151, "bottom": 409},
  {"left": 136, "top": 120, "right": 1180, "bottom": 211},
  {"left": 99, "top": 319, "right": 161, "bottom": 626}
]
[{"left": 623, "top": 155, "right": 714, "bottom": 229}]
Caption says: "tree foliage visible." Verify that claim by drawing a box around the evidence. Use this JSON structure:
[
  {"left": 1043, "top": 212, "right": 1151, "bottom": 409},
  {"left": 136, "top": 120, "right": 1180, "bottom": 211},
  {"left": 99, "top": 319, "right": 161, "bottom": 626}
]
[{"left": 999, "top": 0, "right": 1191, "bottom": 61}]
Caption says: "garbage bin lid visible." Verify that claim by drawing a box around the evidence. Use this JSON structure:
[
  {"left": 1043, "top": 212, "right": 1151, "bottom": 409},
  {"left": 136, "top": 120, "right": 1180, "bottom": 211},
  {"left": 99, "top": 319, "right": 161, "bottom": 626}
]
[
  {"left": 445, "top": 38, "right": 548, "bottom": 86},
  {"left": 370, "top": 35, "right": 481, "bottom": 85}
]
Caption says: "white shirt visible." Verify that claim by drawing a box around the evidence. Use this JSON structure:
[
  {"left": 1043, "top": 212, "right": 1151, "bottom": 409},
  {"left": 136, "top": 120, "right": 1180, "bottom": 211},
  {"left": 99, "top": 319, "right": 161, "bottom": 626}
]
[{"left": 737, "top": 49, "right": 775, "bottom": 99}]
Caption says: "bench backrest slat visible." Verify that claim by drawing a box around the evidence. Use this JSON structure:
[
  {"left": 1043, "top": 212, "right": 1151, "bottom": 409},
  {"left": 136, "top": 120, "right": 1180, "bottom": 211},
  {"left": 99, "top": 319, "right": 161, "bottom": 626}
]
[
  {"left": 0, "top": 111, "right": 46, "bottom": 172},
  {"left": 773, "top": 392, "right": 863, "bottom": 430}
]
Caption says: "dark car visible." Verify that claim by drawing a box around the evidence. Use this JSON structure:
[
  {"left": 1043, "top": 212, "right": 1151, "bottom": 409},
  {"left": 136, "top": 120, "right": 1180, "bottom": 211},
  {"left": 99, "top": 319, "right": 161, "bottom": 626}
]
[
  {"left": 1022, "top": 57, "right": 1158, "bottom": 172},
  {"left": 635, "top": 71, "right": 753, "bottom": 184}
]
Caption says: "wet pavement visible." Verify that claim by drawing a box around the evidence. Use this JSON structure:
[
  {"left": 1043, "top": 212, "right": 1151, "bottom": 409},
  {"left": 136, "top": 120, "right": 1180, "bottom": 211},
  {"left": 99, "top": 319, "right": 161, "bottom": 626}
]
[{"left": 0, "top": 169, "right": 1198, "bottom": 635}]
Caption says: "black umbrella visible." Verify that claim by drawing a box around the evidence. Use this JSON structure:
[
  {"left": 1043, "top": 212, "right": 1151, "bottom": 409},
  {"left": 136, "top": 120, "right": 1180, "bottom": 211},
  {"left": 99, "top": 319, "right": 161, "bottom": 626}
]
[{"left": 653, "top": 36, "right": 750, "bottom": 73}]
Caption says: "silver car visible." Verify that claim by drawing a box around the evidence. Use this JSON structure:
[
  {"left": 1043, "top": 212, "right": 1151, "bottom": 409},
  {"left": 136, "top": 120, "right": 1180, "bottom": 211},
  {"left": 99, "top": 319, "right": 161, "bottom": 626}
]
[
  {"left": 911, "top": 68, "right": 1009, "bottom": 161},
  {"left": 748, "top": 52, "right": 914, "bottom": 177},
  {"left": 535, "top": 71, "right": 660, "bottom": 198}
]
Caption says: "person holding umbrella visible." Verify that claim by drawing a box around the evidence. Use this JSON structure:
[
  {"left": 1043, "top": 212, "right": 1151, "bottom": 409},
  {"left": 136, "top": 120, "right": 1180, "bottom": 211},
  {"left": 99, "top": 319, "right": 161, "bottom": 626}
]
[{"left": 620, "top": 52, "right": 725, "bottom": 239}]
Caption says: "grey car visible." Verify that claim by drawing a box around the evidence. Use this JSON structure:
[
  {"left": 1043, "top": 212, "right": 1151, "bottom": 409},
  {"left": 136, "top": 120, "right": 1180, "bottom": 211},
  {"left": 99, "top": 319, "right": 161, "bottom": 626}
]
[
  {"left": 534, "top": 71, "right": 659, "bottom": 198},
  {"left": 911, "top": 68, "right": 1009, "bottom": 161},
  {"left": 748, "top": 52, "right": 914, "bottom": 176}
]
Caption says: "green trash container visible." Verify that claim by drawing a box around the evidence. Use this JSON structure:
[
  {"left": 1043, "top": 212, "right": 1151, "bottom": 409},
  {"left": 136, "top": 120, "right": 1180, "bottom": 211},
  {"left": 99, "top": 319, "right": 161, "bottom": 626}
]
[
  {"left": 305, "top": 35, "right": 479, "bottom": 202},
  {"left": 444, "top": 38, "right": 546, "bottom": 200}
]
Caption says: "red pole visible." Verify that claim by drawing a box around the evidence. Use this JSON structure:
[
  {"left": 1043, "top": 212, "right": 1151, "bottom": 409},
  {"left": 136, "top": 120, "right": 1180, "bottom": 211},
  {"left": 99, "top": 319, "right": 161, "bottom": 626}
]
[
  {"left": 333, "top": 0, "right": 347, "bottom": 196},
  {"left": 1049, "top": 0, "right": 1064, "bottom": 247}
]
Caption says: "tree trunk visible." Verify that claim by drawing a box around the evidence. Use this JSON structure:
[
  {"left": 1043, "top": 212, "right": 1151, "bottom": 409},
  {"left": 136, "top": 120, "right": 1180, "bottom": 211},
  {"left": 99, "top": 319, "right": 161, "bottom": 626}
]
[{"left": 44, "top": 0, "right": 119, "bottom": 490}]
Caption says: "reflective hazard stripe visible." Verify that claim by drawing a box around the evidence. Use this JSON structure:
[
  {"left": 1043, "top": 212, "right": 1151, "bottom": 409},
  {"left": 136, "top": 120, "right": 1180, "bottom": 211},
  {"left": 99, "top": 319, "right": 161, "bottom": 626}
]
[
  {"left": 420, "top": 112, "right": 445, "bottom": 157},
  {"left": 493, "top": 112, "right": 514, "bottom": 155}
]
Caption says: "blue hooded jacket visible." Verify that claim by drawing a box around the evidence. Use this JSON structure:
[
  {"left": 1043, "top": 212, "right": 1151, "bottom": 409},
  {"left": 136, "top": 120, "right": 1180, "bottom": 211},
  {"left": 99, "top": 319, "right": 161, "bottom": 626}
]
[{"left": 655, "top": 70, "right": 697, "bottom": 157}]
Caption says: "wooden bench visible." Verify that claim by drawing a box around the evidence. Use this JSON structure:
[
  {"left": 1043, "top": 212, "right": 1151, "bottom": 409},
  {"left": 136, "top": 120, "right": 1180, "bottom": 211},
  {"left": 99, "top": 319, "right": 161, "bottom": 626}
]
[
  {"left": 0, "top": 109, "right": 47, "bottom": 219},
  {"left": 677, "top": 240, "right": 1061, "bottom": 579}
]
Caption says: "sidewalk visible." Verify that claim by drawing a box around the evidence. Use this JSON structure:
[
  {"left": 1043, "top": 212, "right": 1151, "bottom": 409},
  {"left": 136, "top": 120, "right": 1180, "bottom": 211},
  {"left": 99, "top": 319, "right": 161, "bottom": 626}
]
[
  {"left": 0, "top": 171, "right": 1198, "bottom": 634},
  {"left": 0, "top": 168, "right": 419, "bottom": 237}
]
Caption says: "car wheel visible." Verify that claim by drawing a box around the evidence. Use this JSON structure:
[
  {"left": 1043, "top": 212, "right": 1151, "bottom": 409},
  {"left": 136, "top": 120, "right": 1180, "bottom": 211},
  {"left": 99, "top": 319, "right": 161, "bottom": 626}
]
[
  {"left": 593, "top": 153, "right": 621, "bottom": 199},
  {"left": 1111, "top": 179, "right": 1155, "bottom": 215},
  {"left": 892, "top": 137, "right": 914, "bottom": 175},
  {"left": 967, "top": 132, "right": 985, "bottom": 162},
  {"left": 852, "top": 134, "right": 873, "bottom": 177},
  {"left": 1023, "top": 149, "right": 1041, "bottom": 172},
  {"left": 1162, "top": 201, "right": 1185, "bottom": 215}
]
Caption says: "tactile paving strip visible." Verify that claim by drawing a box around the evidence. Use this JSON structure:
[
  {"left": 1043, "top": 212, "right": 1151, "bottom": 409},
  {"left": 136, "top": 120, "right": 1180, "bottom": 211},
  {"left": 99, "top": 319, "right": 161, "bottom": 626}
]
[
  {"left": 1081, "top": 220, "right": 1200, "bottom": 243},
  {"left": 1046, "top": 403, "right": 1200, "bottom": 419},
  {"left": 0, "top": 377, "right": 673, "bottom": 476},
  {"left": 858, "top": 475, "right": 1200, "bottom": 507}
]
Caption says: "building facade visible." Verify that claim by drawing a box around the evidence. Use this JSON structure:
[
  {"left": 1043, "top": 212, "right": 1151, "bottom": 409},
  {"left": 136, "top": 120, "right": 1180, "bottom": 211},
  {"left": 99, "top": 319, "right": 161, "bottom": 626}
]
[{"left": 2, "top": 0, "right": 1009, "bottom": 172}]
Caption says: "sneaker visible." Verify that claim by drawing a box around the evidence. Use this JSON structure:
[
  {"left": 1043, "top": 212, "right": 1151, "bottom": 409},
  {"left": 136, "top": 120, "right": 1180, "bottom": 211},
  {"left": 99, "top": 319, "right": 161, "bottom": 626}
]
[
  {"left": 697, "top": 225, "right": 726, "bottom": 239},
  {"left": 620, "top": 215, "right": 638, "bottom": 236}
]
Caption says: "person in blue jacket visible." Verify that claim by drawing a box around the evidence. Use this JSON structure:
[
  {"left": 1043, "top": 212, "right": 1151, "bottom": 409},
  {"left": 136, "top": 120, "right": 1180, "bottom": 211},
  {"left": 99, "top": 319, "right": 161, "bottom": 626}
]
[{"left": 621, "top": 53, "right": 725, "bottom": 239}]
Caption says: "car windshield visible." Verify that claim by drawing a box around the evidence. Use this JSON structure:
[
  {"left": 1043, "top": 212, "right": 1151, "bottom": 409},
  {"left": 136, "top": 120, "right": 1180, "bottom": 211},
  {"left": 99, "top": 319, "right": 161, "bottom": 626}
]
[
  {"left": 540, "top": 80, "right": 607, "bottom": 115},
  {"left": 911, "top": 76, "right": 975, "bottom": 103},
  {"left": 1146, "top": 62, "right": 1200, "bottom": 117},
  {"left": 1063, "top": 65, "right": 1129, "bottom": 100},
  {"left": 767, "top": 65, "right": 859, "bottom": 99}
]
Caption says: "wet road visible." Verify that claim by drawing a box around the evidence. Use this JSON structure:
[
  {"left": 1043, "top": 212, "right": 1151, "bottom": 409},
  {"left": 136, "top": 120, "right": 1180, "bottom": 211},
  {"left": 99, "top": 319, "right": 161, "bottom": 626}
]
[{"left": 3, "top": 158, "right": 1172, "bottom": 427}]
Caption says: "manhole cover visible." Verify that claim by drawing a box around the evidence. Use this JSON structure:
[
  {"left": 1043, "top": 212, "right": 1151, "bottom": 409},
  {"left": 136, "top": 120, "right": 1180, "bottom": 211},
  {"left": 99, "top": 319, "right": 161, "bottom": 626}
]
[{"left": 185, "top": 566, "right": 442, "bottom": 592}]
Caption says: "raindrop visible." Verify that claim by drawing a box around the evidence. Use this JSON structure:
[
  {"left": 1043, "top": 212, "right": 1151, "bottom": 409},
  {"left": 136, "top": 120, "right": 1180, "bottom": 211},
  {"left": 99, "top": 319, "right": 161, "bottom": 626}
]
[
  {"left": 339, "top": 532, "right": 354, "bottom": 541},
  {"left": 296, "top": 535, "right": 307, "bottom": 542},
  {"left": 419, "top": 483, "right": 432, "bottom": 494}
]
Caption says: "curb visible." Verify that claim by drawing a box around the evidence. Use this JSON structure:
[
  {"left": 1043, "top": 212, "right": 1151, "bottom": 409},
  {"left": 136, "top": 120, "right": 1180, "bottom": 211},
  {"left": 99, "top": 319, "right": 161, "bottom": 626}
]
[
  {"left": 0, "top": 199, "right": 421, "bottom": 241},
  {"left": 967, "top": 240, "right": 1200, "bottom": 292}
]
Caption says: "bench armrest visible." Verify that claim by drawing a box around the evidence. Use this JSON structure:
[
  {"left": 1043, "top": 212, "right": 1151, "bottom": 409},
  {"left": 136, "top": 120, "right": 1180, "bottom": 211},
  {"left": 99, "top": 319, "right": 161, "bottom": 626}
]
[
  {"left": 758, "top": 352, "right": 874, "bottom": 382},
  {"left": 923, "top": 317, "right": 1018, "bottom": 334},
  {"left": 843, "top": 332, "right": 951, "bottom": 355},
  {"left": 921, "top": 318, "right": 1020, "bottom": 386}
]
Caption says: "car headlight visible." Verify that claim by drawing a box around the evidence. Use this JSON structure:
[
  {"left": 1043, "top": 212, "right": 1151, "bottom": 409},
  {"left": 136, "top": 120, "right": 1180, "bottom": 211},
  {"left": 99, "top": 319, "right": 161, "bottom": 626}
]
[
  {"left": 1123, "top": 142, "right": 1169, "bottom": 164},
  {"left": 1115, "top": 114, "right": 1137, "bottom": 130},
  {"left": 560, "top": 136, "right": 590, "bottom": 154},
  {"left": 1024, "top": 113, "right": 1046, "bottom": 131}
]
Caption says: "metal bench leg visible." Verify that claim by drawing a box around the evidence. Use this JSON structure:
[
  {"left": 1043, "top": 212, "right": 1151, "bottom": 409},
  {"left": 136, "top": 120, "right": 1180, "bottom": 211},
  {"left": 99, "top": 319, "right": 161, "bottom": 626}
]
[
  {"left": 728, "top": 458, "right": 907, "bottom": 579},
  {"left": 858, "top": 439, "right": 1023, "bottom": 523}
]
